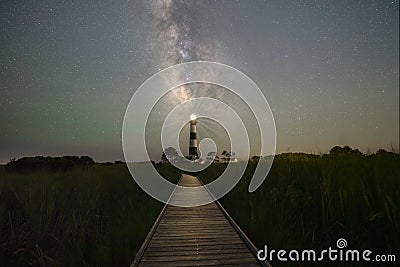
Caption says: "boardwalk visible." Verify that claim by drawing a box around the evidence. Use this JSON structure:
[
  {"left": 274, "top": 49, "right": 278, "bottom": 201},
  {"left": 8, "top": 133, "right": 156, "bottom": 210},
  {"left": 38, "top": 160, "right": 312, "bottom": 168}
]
[{"left": 132, "top": 174, "right": 270, "bottom": 267}]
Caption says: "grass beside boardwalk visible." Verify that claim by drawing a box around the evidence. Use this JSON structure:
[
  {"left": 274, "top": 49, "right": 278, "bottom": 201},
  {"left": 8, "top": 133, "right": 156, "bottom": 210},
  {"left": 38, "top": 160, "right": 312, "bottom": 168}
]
[
  {"left": 198, "top": 150, "right": 400, "bottom": 266},
  {"left": 0, "top": 163, "right": 180, "bottom": 266},
  {"left": 1, "top": 151, "right": 399, "bottom": 266}
]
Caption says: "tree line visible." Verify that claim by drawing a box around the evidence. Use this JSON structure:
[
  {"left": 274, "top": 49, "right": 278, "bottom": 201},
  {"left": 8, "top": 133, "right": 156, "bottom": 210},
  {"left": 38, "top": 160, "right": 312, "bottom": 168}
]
[{"left": 5, "top": 156, "right": 95, "bottom": 172}]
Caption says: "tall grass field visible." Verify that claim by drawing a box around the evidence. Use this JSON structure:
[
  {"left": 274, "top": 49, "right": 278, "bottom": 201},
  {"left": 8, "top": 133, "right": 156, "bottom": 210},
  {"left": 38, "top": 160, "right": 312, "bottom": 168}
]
[
  {"left": 0, "top": 162, "right": 180, "bottom": 266},
  {"left": 198, "top": 148, "right": 399, "bottom": 266},
  {"left": 1, "top": 147, "right": 399, "bottom": 266}
]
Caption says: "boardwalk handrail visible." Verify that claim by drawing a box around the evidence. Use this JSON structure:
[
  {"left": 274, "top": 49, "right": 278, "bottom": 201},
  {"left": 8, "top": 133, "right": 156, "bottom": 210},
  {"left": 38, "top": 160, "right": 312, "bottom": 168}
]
[
  {"left": 130, "top": 202, "right": 168, "bottom": 267},
  {"left": 197, "top": 176, "right": 272, "bottom": 267}
]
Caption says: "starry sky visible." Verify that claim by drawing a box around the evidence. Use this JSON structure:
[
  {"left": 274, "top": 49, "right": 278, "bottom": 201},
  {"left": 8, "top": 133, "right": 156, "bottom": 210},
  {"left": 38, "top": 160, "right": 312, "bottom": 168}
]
[{"left": 0, "top": 0, "right": 398, "bottom": 163}]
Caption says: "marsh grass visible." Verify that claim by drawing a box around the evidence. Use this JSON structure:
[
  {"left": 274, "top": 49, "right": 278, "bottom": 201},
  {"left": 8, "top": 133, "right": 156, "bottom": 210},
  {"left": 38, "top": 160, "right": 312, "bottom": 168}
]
[
  {"left": 0, "top": 163, "right": 180, "bottom": 266},
  {"left": 198, "top": 151, "right": 400, "bottom": 266},
  {"left": 1, "top": 152, "right": 398, "bottom": 266}
]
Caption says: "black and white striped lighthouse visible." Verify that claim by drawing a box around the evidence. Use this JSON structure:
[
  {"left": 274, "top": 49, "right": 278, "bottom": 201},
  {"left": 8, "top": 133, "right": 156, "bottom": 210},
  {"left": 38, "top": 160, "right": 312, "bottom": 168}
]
[{"left": 189, "top": 114, "right": 199, "bottom": 160}]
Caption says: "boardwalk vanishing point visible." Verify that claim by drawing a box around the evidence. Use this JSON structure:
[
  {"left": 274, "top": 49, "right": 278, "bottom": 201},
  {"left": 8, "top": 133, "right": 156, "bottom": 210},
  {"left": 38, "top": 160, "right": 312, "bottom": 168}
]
[{"left": 131, "top": 174, "right": 271, "bottom": 267}]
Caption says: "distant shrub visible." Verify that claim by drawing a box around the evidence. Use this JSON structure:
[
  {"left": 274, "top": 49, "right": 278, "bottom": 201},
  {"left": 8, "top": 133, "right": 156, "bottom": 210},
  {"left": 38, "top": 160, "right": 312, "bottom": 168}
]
[{"left": 329, "top": 145, "right": 363, "bottom": 156}]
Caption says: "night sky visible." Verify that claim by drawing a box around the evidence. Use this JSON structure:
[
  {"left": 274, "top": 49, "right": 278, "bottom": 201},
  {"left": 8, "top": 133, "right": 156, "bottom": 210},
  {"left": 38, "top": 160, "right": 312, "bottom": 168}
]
[{"left": 0, "top": 0, "right": 398, "bottom": 163}]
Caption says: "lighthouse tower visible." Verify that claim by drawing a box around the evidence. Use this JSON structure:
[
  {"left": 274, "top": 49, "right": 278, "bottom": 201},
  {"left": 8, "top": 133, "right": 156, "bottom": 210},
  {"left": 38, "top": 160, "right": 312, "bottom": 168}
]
[{"left": 189, "top": 114, "right": 199, "bottom": 160}]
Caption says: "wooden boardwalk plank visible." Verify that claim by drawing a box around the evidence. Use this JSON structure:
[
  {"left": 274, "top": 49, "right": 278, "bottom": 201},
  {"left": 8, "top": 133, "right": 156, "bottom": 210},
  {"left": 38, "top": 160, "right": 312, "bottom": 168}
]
[{"left": 132, "top": 174, "right": 270, "bottom": 267}]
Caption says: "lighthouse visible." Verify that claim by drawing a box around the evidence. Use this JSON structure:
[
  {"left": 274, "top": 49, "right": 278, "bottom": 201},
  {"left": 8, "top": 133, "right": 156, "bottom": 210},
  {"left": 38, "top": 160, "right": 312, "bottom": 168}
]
[{"left": 189, "top": 114, "right": 199, "bottom": 160}]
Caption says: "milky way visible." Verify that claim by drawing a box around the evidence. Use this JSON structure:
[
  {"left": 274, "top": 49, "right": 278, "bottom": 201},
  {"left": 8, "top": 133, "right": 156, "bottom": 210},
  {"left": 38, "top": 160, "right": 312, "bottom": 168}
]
[
  {"left": 149, "top": 0, "right": 218, "bottom": 64},
  {"left": 145, "top": 0, "right": 225, "bottom": 102}
]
